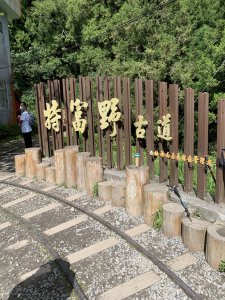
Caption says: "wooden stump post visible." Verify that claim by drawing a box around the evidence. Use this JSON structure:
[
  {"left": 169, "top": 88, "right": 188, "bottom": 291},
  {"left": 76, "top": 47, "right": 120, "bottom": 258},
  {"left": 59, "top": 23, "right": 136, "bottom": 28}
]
[
  {"left": 15, "top": 154, "right": 25, "bottom": 177},
  {"left": 144, "top": 183, "right": 169, "bottom": 225},
  {"left": 86, "top": 157, "right": 103, "bottom": 195},
  {"left": 206, "top": 223, "right": 225, "bottom": 270},
  {"left": 182, "top": 217, "right": 210, "bottom": 252},
  {"left": 55, "top": 149, "right": 65, "bottom": 185},
  {"left": 126, "top": 165, "right": 149, "bottom": 216},
  {"left": 98, "top": 181, "right": 112, "bottom": 201},
  {"left": 163, "top": 203, "right": 184, "bottom": 237},
  {"left": 64, "top": 146, "right": 79, "bottom": 188},
  {"left": 45, "top": 166, "right": 56, "bottom": 184},
  {"left": 36, "top": 162, "right": 51, "bottom": 181},
  {"left": 111, "top": 181, "right": 126, "bottom": 207},
  {"left": 76, "top": 152, "right": 91, "bottom": 192},
  {"left": 25, "top": 148, "right": 41, "bottom": 179}
]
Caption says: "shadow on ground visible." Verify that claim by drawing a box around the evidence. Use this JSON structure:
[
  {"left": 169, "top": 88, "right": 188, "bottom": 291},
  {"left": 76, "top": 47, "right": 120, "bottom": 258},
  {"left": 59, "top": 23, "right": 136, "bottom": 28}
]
[
  {"left": 8, "top": 258, "right": 75, "bottom": 300},
  {"left": 0, "top": 136, "right": 39, "bottom": 173}
]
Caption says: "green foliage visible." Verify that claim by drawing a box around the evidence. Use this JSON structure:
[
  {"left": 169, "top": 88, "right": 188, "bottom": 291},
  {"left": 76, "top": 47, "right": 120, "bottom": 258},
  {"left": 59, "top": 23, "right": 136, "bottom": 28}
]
[
  {"left": 152, "top": 203, "right": 163, "bottom": 230},
  {"left": 0, "top": 124, "right": 21, "bottom": 142},
  {"left": 93, "top": 182, "right": 99, "bottom": 197},
  {"left": 218, "top": 260, "right": 225, "bottom": 272},
  {"left": 9, "top": 0, "right": 225, "bottom": 149}
]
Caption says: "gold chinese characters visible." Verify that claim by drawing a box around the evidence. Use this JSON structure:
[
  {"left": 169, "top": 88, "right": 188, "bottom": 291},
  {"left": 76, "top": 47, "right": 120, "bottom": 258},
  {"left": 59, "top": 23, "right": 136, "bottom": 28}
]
[
  {"left": 149, "top": 150, "right": 213, "bottom": 166},
  {"left": 98, "top": 98, "right": 121, "bottom": 137},
  {"left": 70, "top": 99, "right": 88, "bottom": 134},
  {"left": 157, "top": 113, "right": 172, "bottom": 141},
  {"left": 134, "top": 115, "right": 148, "bottom": 139},
  {"left": 44, "top": 99, "right": 61, "bottom": 132}
]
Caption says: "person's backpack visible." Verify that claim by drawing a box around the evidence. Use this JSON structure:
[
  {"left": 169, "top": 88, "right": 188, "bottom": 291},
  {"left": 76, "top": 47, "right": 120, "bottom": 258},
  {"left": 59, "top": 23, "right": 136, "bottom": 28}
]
[{"left": 28, "top": 113, "right": 36, "bottom": 127}]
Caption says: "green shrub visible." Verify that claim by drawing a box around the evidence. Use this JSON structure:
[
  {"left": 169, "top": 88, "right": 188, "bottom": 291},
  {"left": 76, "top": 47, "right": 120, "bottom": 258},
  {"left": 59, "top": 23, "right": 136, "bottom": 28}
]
[
  {"left": 152, "top": 203, "right": 163, "bottom": 230},
  {"left": 93, "top": 182, "right": 98, "bottom": 197},
  {"left": 218, "top": 260, "right": 225, "bottom": 272},
  {"left": 0, "top": 124, "right": 21, "bottom": 142}
]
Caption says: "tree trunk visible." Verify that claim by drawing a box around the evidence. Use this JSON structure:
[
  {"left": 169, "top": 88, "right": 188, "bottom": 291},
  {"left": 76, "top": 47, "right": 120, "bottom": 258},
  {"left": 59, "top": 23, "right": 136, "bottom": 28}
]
[
  {"left": 182, "top": 217, "right": 210, "bottom": 252},
  {"left": 55, "top": 149, "right": 65, "bottom": 185},
  {"left": 126, "top": 165, "right": 149, "bottom": 216},
  {"left": 85, "top": 157, "right": 103, "bottom": 195},
  {"left": 163, "top": 202, "right": 184, "bottom": 237},
  {"left": 25, "top": 148, "right": 41, "bottom": 179},
  {"left": 76, "top": 152, "right": 91, "bottom": 192},
  {"left": 144, "top": 183, "right": 169, "bottom": 225},
  {"left": 98, "top": 181, "right": 112, "bottom": 201},
  {"left": 36, "top": 162, "right": 51, "bottom": 181},
  {"left": 64, "top": 146, "right": 79, "bottom": 188},
  {"left": 111, "top": 181, "right": 126, "bottom": 207},
  {"left": 15, "top": 154, "right": 25, "bottom": 177},
  {"left": 206, "top": 223, "right": 225, "bottom": 270},
  {"left": 45, "top": 166, "right": 56, "bottom": 184}
]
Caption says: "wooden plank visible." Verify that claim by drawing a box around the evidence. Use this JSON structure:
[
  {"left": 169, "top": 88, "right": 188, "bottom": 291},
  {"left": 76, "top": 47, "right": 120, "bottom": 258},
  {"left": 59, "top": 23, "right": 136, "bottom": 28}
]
[
  {"left": 216, "top": 100, "right": 225, "bottom": 204},
  {"left": 167, "top": 253, "right": 198, "bottom": 271},
  {"left": 54, "top": 79, "right": 64, "bottom": 149},
  {"left": 79, "top": 76, "right": 88, "bottom": 151},
  {"left": 34, "top": 84, "right": 43, "bottom": 153},
  {"left": 62, "top": 79, "right": 71, "bottom": 146},
  {"left": 66, "top": 78, "right": 73, "bottom": 145},
  {"left": 47, "top": 80, "right": 56, "bottom": 152},
  {"left": 96, "top": 271, "right": 160, "bottom": 300},
  {"left": 96, "top": 76, "right": 105, "bottom": 160},
  {"left": 39, "top": 83, "right": 50, "bottom": 157},
  {"left": 103, "top": 76, "right": 113, "bottom": 168},
  {"left": 114, "top": 76, "right": 123, "bottom": 170},
  {"left": 69, "top": 77, "right": 79, "bottom": 145},
  {"left": 169, "top": 84, "right": 179, "bottom": 187},
  {"left": 184, "top": 88, "right": 195, "bottom": 193},
  {"left": 86, "top": 77, "right": 95, "bottom": 156},
  {"left": 159, "top": 81, "right": 168, "bottom": 182},
  {"left": 197, "top": 92, "right": 209, "bottom": 199},
  {"left": 146, "top": 80, "right": 154, "bottom": 178},
  {"left": 123, "top": 77, "right": 132, "bottom": 166},
  {"left": 135, "top": 78, "right": 144, "bottom": 165}
]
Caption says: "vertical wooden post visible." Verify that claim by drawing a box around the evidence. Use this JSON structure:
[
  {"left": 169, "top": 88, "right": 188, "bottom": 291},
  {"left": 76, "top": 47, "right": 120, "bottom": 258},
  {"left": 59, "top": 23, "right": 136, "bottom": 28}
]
[
  {"left": 114, "top": 76, "right": 123, "bottom": 170},
  {"left": 47, "top": 80, "right": 56, "bottom": 152},
  {"left": 53, "top": 79, "right": 64, "bottom": 150},
  {"left": 96, "top": 76, "right": 105, "bottom": 161},
  {"left": 169, "top": 84, "right": 179, "bottom": 187},
  {"left": 69, "top": 77, "right": 79, "bottom": 145},
  {"left": 159, "top": 81, "right": 168, "bottom": 182},
  {"left": 39, "top": 83, "right": 50, "bottom": 157},
  {"left": 63, "top": 78, "right": 73, "bottom": 146},
  {"left": 85, "top": 76, "right": 95, "bottom": 156},
  {"left": 123, "top": 77, "right": 132, "bottom": 167},
  {"left": 216, "top": 100, "right": 225, "bottom": 204},
  {"left": 184, "top": 88, "right": 195, "bottom": 193},
  {"left": 197, "top": 92, "right": 209, "bottom": 199},
  {"left": 146, "top": 79, "right": 154, "bottom": 179},
  {"left": 103, "top": 76, "right": 113, "bottom": 169},
  {"left": 135, "top": 78, "right": 144, "bottom": 165},
  {"left": 79, "top": 76, "right": 88, "bottom": 152},
  {"left": 34, "top": 84, "right": 43, "bottom": 153}
]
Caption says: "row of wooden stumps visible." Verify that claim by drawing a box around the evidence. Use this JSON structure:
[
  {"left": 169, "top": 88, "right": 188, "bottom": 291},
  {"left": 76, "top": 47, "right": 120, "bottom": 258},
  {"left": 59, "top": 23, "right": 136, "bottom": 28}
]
[
  {"left": 15, "top": 147, "right": 103, "bottom": 194},
  {"left": 15, "top": 149, "right": 225, "bottom": 270},
  {"left": 98, "top": 165, "right": 225, "bottom": 271}
]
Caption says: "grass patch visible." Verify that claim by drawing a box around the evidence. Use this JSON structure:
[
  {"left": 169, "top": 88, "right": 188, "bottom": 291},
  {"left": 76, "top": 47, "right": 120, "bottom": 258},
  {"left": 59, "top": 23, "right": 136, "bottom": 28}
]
[
  {"left": 219, "top": 260, "right": 225, "bottom": 272},
  {"left": 93, "top": 182, "right": 98, "bottom": 197},
  {"left": 152, "top": 203, "right": 163, "bottom": 230}
]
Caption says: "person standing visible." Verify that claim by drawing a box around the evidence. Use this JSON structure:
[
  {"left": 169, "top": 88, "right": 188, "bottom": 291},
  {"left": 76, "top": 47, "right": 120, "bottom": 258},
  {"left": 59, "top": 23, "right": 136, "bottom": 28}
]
[{"left": 19, "top": 102, "right": 33, "bottom": 148}]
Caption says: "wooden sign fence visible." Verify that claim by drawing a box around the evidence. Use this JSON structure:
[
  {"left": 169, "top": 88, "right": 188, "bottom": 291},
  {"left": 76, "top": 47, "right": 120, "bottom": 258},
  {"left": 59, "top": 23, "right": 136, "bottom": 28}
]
[{"left": 34, "top": 76, "right": 225, "bottom": 204}]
